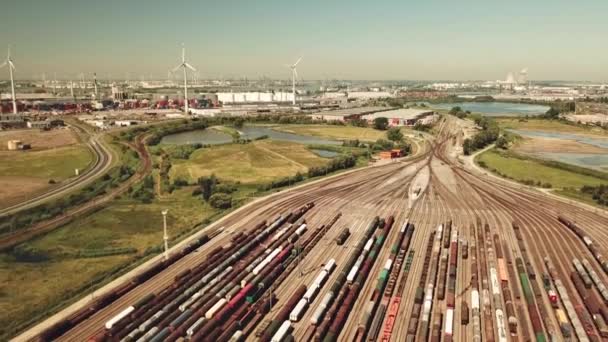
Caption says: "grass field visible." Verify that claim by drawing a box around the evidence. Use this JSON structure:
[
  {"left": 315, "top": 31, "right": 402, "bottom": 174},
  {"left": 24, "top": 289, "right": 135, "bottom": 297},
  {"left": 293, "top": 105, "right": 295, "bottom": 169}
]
[
  {"left": 476, "top": 148, "right": 606, "bottom": 190},
  {"left": 170, "top": 140, "right": 328, "bottom": 184},
  {"left": 0, "top": 187, "right": 220, "bottom": 339},
  {"left": 0, "top": 128, "right": 80, "bottom": 151},
  {"left": 273, "top": 124, "right": 388, "bottom": 141},
  {"left": 496, "top": 118, "right": 608, "bottom": 136},
  {"left": 0, "top": 145, "right": 93, "bottom": 180}
]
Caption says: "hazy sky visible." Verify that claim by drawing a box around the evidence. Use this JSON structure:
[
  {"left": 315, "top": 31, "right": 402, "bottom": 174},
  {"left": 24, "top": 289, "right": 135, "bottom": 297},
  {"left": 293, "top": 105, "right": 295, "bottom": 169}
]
[{"left": 0, "top": 0, "right": 606, "bottom": 81}]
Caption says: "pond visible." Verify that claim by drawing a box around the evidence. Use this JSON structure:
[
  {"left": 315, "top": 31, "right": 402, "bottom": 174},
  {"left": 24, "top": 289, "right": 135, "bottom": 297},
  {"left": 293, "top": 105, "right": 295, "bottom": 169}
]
[
  {"left": 536, "top": 153, "right": 608, "bottom": 171},
  {"left": 160, "top": 125, "right": 341, "bottom": 146},
  {"left": 509, "top": 129, "right": 608, "bottom": 171},
  {"left": 508, "top": 130, "right": 608, "bottom": 149},
  {"left": 431, "top": 102, "right": 550, "bottom": 117},
  {"left": 310, "top": 149, "right": 340, "bottom": 158}
]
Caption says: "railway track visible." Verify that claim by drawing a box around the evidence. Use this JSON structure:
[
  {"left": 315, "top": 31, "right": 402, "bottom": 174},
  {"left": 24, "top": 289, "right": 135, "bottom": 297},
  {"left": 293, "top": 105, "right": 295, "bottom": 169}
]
[{"left": 14, "top": 117, "right": 608, "bottom": 342}]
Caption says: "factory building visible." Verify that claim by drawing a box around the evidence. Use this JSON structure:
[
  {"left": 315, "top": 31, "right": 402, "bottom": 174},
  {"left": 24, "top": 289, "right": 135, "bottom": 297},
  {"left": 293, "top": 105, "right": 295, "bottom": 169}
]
[
  {"left": 347, "top": 91, "right": 394, "bottom": 100},
  {"left": 308, "top": 106, "right": 392, "bottom": 122},
  {"left": 362, "top": 108, "right": 436, "bottom": 126},
  {"left": 217, "top": 92, "right": 294, "bottom": 104}
]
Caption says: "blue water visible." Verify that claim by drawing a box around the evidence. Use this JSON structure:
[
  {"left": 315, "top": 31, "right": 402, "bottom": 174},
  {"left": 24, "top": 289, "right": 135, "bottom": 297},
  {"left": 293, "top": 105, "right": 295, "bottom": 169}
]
[
  {"left": 310, "top": 149, "right": 340, "bottom": 158},
  {"left": 432, "top": 102, "right": 550, "bottom": 117},
  {"left": 537, "top": 153, "right": 608, "bottom": 171},
  {"left": 160, "top": 126, "right": 340, "bottom": 146},
  {"left": 508, "top": 130, "right": 608, "bottom": 149}
]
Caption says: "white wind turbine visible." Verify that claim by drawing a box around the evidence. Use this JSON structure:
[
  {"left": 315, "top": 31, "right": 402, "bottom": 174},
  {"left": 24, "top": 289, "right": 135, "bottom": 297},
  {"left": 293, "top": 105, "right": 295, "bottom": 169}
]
[
  {"left": 173, "top": 44, "right": 196, "bottom": 114},
  {"left": 288, "top": 57, "right": 302, "bottom": 106},
  {"left": 0, "top": 46, "right": 18, "bottom": 114}
]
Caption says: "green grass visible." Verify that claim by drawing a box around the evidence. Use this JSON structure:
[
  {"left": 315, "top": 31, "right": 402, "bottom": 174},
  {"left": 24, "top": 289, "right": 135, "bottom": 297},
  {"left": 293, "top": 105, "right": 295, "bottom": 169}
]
[
  {"left": 0, "top": 145, "right": 93, "bottom": 181},
  {"left": 496, "top": 118, "right": 608, "bottom": 136},
  {"left": 170, "top": 140, "right": 328, "bottom": 184},
  {"left": 476, "top": 148, "right": 607, "bottom": 190},
  {"left": 0, "top": 187, "right": 218, "bottom": 340},
  {"left": 272, "top": 124, "right": 388, "bottom": 141}
]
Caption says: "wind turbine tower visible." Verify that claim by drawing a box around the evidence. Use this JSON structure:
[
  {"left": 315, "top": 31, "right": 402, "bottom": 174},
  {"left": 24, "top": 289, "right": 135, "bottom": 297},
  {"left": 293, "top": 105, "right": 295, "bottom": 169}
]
[
  {"left": 0, "top": 46, "right": 18, "bottom": 114},
  {"left": 173, "top": 44, "right": 196, "bottom": 115},
  {"left": 288, "top": 57, "right": 302, "bottom": 106},
  {"left": 93, "top": 73, "right": 99, "bottom": 99}
]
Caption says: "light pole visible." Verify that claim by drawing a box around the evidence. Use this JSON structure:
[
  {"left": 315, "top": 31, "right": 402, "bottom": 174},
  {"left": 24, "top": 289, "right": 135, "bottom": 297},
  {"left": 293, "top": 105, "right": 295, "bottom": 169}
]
[{"left": 162, "top": 209, "right": 169, "bottom": 261}]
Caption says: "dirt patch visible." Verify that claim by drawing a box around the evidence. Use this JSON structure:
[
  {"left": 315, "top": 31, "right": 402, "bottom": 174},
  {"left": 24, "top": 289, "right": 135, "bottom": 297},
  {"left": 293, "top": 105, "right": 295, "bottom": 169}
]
[
  {"left": 515, "top": 136, "right": 607, "bottom": 154},
  {"left": 0, "top": 128, "right": 79, "bottom": 151},
  {"left": 0, "top": 176, "right": 50, "bottom": 208}
]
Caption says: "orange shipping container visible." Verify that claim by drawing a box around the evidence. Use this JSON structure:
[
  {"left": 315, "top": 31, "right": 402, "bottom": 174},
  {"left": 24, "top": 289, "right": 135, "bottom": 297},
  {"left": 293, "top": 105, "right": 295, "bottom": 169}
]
[{"left": 498, "top": 258, "right": 509, "bottom": 283}]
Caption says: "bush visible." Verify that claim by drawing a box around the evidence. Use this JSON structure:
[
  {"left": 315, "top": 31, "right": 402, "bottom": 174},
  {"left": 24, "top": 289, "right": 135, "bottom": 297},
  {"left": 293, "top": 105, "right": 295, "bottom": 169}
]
[
  {"left": 12, "top": 244, "right": 49, "bottom": 262},
  {"left": 308, "top": 155, "right": 356, "bottom": 177},
  {"left": 214, "top": 183, "right": 237, "bottom": 194},
  {"left": 387, "top": 127, "right": 403, "bottom": 142},
  {"left": 209, "top": 193, "right": 232, "bottom": 209},
  {"left": 373, "top": 117, "right": 389, "bottom": 130}
]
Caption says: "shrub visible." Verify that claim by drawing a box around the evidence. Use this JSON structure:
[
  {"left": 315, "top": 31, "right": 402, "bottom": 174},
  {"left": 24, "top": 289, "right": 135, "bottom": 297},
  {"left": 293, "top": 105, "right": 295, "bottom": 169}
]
[{"left": 209, "top": 193, "right": 232, "bottom": 209}]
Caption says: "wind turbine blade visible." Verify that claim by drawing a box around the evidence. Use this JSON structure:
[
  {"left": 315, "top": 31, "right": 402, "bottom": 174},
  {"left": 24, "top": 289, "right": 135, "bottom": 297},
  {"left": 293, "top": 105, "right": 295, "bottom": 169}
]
[
  {"left": 293, "top": 68, "right": 298, "bottom": 81},
  {"left": 293, "top": 57, "right": 302, "bottom": 67},
  {"left": 8, "top": 61, "right": 15, "bottom": 70},
  {"left": 172, "top": 64, "right": 183, "bottom": 73},
  {"left": 184, "top": 63, "right": 196, "bottom": 72}
]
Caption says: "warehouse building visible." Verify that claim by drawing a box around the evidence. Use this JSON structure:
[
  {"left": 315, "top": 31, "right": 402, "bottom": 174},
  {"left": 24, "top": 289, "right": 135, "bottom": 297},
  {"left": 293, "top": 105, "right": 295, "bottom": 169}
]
[
  {"left": 362, "top": 108, "right": 436, "bottom": 126},
  {"left": 308, "top": 106, "right": 392, "bottom": 122},
  {"left": 217, "top": 92, "right": 294, "bottom": 104}
]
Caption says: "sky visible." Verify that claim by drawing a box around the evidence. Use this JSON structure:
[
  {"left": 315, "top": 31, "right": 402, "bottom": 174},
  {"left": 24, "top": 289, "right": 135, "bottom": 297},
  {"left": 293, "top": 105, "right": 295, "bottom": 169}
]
[{"left": 0, "top": 0, "right": 607, "bottom": 81}]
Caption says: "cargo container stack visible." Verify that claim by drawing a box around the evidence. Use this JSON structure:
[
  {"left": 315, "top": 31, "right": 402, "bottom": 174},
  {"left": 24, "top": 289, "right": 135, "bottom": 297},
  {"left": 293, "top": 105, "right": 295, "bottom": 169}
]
[
  {"left": 312, "top": 217, "right": 380, "bottom": 341},
  {"left": 260, "top": 285, "right": 306, "bottom": 342},
  {"left": 355, "top": 221, "right": 413, "bottom": 342},
  {"left": 571, "top": 260, "right": 605, "bottom": 340},
  {"left": 558, "top": 216, "right": 608, "bottom": 274},
  {"left": 415, "top": 223, "right": 445, "bottom": 341},
  {"left": 469, "top": 224, "right": 482, "bottom": 342},
  {"left": 476, "top": 223, "right": 494, "bottom": 342},
  {"left": 380, "top": 223, "right": 415, "bottom": 341},
  {"left": 325, "top": 216, "right": 395, "bottom": 341}
]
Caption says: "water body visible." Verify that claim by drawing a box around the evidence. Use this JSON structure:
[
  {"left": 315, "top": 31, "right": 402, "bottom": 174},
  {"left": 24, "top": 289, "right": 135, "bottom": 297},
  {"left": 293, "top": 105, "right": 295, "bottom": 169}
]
[
  {"left": 432, "top": 102, "right": 550, "bottom": 117},
  {"left": 160, "top": 126, "right": 340, "bottom": 146},
  {"left": 538, "top": 153, "right": 608, "bottom": 171},
  {"left": 509, "top": 129, "right": 608, "bottom": 171},
  {"left": 508, "top": 130, "right": 608, "bottom": 149},
  {"left": 310, "top": 149, "right": 340, "bottom": 158}
]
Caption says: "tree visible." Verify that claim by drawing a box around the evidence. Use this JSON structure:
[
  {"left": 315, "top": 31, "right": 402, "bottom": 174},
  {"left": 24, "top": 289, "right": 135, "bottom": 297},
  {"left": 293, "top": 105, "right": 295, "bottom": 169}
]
[
  {"left": 495, "top": 136, "right": 509, "bottom": 149},
  {"left": 449, "top": 106, "right": 462, "bottom": 115},
  {"left": 209, "top": 193, "right": 232, "bottom": 209},
  {"left": 233, "top": 117, "right": 245, "bottom": 129},
  {"left": 198, "top": 175, "right": 217, "bottom": 201},
  {"left": 387, "top": 127, "right": 404, "bottom": 142},
  {"left": 373, "top": 117, "right": 389, "bottom": 130},
  {"left": 463, "top": 138, "right": 472, "bottom": 155}
]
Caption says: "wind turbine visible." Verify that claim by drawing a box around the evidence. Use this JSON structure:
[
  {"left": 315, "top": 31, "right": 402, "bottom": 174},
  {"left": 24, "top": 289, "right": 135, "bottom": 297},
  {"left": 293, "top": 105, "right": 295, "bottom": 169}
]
[
  {"left": 173, "top": 44, "right": 196, "bottom": 115},
  {"left": 287, "top": 57, "right": 302, "bottom": 106},
  {"left": 0, "top": 46, "right": 17, "bottom": 114}
]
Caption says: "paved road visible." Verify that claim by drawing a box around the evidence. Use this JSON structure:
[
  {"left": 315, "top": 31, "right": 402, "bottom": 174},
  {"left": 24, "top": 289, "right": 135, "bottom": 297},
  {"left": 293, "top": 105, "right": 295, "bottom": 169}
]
[{"left": 0, "top": 126, "right": 114, "bottom": 217}]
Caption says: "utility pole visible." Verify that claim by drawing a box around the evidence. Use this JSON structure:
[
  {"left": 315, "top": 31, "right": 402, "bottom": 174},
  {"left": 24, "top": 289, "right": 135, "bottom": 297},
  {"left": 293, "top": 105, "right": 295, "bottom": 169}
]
[{"left": 162, "top": 209, "right": 169, "bottom": 261}]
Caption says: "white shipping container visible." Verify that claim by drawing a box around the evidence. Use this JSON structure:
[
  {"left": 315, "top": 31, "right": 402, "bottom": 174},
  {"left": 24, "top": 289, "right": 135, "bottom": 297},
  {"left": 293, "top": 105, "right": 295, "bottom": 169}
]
[
  {"left": 347, "top": 265, "right": 359, "bottom": 283},
  {"left": 364, "top": 238, "right": 374, "bottom": 252},
  {"left": 310, "top": 303, "right": 326, "bottom": 325},
  {"left": 289, "top": 299, "right": 308, "bottom": 321},
  {"left": 495, "top": 309, "right": 508, "bottom": 342},
  {"left": 106, "top": 306, "right": 135, "bottom": 329},
  {"left": 583, "top": 236, "right": 593, "bottom": 246},
  {"left": 490, "top": 268, "right": 501, "bottom": 296},
  {"left": 312, "top": 270, "right": 328, "bottom": 288},
  {"left": 422, "top": 300, "right": 432, "bottom": 322},
  {"left": 187, "top": 317, "right": 207, "bottom": 336},
  {"left": 303, "top": 286, "right": 319, "bottom": 303},
  {"left": 384, "top": 259, "right": 393, "bottom": 271},
  {"left": 444, "top": 308, "right": 454, "bottom": 335},
  {"left": 437, "top": 224, "right": 443, "bottom": 236},
  {"left": 229, "top": 330, "right": 243, "bottom": 341},
  {"left": 324, "top": 259, "right": 336, "bottom": 273},
  {"left": 295, "top": 224, "right": 307, "bottom": 235},
  {"left": 205, "top": 298, "right": 227, "bottom": 319},
  {"left": 271, "top": 321, "right": 291, "bottom": 342},
  {"left": 471, "top": 290, "right": 480, "bottom": 310},
  {"left": 400, "top": 222, "right": 408, "bottom": 233}
]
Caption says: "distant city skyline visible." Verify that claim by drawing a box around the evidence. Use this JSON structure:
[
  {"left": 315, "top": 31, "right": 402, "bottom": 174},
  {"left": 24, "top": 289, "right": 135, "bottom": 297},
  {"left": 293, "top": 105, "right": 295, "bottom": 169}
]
[{"left": 0, "top": 0, "right": 607, "bottom": 82}]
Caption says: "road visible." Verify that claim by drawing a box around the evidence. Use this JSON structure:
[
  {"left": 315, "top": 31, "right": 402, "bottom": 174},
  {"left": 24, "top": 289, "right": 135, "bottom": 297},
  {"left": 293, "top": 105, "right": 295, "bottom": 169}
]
[
  {"left": 13, "top": 117, "right": 608, "bottom": 342},
  {"left": 0, "top": 125, "right": 114, "bottom": 217}
]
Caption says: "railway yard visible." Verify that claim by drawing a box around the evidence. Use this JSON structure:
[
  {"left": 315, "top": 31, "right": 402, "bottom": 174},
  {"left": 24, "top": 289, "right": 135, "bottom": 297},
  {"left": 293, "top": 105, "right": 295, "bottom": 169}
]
[{"left": 18, "top": 118, "right": 608, "bottom": 342}]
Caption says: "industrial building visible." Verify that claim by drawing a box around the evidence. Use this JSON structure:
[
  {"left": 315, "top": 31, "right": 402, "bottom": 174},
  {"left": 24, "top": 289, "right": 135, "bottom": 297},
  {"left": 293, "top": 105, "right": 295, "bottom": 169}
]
[
  {"left": 347, "top": 91, "right": 394, "bottom": 100},
  {"left": 362, "top": 108, "right": 436, "bottom": 126},
  {"left": 308, "top": 106, "right": 392, "bottom": 122},
  {"left": 217, "top": 92, "right": 295, "bottom": 104}
]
